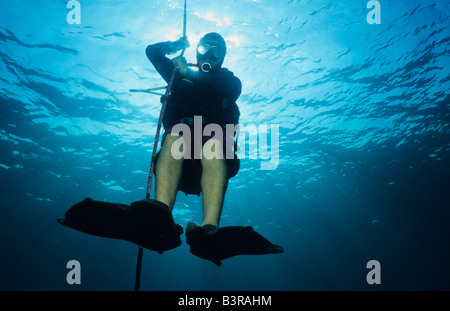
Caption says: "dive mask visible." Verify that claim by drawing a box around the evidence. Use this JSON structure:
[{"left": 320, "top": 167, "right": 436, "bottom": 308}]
[{"left": 197, "top": 44, "right": 225, "bottom": 61}]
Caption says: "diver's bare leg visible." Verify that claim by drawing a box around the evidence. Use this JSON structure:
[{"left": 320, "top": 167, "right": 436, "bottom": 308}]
[
  {"left": 155, "top": 134, "right": 183, "bottom": 211},
  {"left": 200, "top": 139, "right": 228, "bottom": 228}
]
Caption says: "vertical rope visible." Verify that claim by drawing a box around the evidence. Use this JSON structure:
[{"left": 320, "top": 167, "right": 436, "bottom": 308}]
[
  {"left": 134, "top": 246, "right": 144, "bottom": 291},
  {"left": 135, "top": 66, "right": 177, "bottom": 291},
  {"left": 145, "top": 66, "right": 177, "bottom": 199},
  {"left": 146, "top": 0, "right": 186, "bottom": 198},
  {"left": 136, "top": 0, "right": 187, "bottom": 291}
]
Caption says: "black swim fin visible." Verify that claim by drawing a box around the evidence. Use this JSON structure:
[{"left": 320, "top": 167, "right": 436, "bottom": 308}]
[
  {"left": 58, "top": 198, "right": 183, "bottom": 254},
  {"left": 185, "top": 222, "right": 284, "bottom": 266}
]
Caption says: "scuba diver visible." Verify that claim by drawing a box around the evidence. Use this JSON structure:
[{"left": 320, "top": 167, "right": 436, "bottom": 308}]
[
  {"left": 59, "top": 33, "right": 283, "bottom": 269},
  {"left": 145, "top": 32, "right": 241, "bottom": 232},
  {"left": 144, "top": 33, "right": 283, "bottom": 265}
]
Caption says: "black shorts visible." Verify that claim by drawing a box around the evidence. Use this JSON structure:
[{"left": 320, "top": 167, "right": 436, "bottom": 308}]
[{"left": 154, "top": 124, "right": 240, "bottom": 196}]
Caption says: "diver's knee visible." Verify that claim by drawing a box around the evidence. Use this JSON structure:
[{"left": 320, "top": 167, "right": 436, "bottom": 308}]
[{"left": 201, "top": 157, "right": 226, "bottom": 175}]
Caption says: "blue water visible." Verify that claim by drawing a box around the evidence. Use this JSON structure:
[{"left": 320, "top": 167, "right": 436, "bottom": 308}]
[{"left": 1, "top": 0, "right": 449, "bottom": 291}]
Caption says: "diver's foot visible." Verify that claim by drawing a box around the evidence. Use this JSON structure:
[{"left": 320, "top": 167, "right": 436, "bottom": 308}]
[
  {"left": 130, "top": 198, "right": 183, "bottom": 253},
  {"left": 185, "top": 222, "right": 284, "bottom": 266},
  {"left": 202, "top": 224, "right": 218, "bottom": 235},
  {"left": 186, "top": 222, "right": 218, "bottom": 235},
  {"left": 59, "top": 198, "right": 183, "bottom": 254}
]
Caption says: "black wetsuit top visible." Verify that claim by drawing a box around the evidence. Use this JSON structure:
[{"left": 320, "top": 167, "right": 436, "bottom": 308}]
[{"left": 146, "top": 41, "right": 241, "bottom": 130}]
